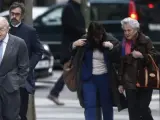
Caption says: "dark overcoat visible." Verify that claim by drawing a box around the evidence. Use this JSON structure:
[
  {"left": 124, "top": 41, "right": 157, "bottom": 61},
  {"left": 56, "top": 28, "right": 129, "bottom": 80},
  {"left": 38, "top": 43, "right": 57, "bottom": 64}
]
[
  {"left": 118, "top": 32, "right": 157, "bottom": 89},
  {"left": 71, "top": 33, "right": 127, "bottom": 111}
]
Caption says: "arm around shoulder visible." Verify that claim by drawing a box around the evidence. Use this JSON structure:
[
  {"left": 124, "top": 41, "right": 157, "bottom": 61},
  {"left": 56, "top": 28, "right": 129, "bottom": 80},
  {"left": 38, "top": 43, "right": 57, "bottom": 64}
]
[
  {"left": 70, "top": 34, "right": 87, "bottom": 56},
  {"left": 106, "top": 33, "right": 121, "bottom": 61}
]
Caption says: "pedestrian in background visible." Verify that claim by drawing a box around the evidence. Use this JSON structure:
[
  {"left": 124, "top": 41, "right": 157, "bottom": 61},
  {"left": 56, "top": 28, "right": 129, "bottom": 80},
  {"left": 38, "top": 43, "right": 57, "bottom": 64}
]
[
  {"left": 47, "top": 0, "right": 85, "bottom": 105},
  {"left": 118, "top": 17, "right": 156, "bottom": 120},
  {"left": 0, "top": 16, "right": 29, "bottom": 120},
  {"left": 71, "top": 21, "right": 126, "bottom": 120},
  {"left": 9, "top": 2, "right": 44, "bottom": 120}
]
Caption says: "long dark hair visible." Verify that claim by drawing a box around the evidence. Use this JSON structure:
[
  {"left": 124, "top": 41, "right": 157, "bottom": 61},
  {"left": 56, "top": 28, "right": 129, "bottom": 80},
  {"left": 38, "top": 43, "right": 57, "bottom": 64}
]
[{"left": 87, "top": 21, "right": 106, "bottom": 51}]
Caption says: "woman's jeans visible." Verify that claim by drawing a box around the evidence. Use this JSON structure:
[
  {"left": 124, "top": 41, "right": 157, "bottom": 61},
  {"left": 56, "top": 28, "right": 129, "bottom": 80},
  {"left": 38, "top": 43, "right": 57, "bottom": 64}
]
[{"left": 82, "top": 73, "right": 113, "bottom": 120}]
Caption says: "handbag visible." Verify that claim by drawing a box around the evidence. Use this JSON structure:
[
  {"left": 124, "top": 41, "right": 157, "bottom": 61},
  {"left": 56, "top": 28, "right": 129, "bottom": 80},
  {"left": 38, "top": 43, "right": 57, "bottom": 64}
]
[
  {"left": 136, "top": 54, "right": 160, "bottom": 89},
  {"left": 63, "top": 56, "right": 77, "bottom": 92}
]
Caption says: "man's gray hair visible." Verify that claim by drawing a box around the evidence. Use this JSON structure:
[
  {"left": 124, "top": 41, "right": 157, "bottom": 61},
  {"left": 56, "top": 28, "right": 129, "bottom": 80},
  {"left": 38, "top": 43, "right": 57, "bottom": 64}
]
[
  {"left": 121, "top": 17, "right": 140, "bottom": 30},
  {"left": 0, "top": 17, "right": 9, "bottom": 28}
]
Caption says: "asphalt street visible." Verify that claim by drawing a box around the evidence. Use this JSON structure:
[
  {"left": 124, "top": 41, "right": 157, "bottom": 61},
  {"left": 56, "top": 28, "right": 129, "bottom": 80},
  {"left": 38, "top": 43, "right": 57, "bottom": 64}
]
[{"left": 35, "top": 70, "right": 160, "bottom": 120}]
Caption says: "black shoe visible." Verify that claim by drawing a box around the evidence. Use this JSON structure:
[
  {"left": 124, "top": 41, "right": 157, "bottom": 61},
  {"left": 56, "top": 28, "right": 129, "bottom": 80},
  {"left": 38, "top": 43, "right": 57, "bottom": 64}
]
[{"left": 47, "top": 94, "right": 64, "bottom": 106}]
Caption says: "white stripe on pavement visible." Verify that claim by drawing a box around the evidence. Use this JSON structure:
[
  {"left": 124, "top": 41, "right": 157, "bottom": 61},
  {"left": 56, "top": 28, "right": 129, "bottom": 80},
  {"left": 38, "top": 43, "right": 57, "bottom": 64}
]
[
  {"left": 36, "top": 112, "right": 160, "bottom": 120},
  {"left": 36, "top": 113, "right": 130, "bottom": 119},
  {"left": 35, "top": 98, "right": 80, "bottom": 107},
  {"left": 35, "top": 97, "right": 160, "bottom": 120},
  {"left": 152, "top": 94, "right": 160, "bottom": 100},
  {"left": 35, "top": 97, "right": 159, "bottom": 110}
]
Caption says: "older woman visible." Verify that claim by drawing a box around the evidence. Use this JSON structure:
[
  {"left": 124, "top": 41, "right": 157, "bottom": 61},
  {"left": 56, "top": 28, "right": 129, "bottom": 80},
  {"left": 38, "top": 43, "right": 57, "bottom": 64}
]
[
  {"left": 118, "top": 17, "right": 156, "bottom": 120},
  {"left": 71, "top": 21, "right": 126, "bottom": 120}
]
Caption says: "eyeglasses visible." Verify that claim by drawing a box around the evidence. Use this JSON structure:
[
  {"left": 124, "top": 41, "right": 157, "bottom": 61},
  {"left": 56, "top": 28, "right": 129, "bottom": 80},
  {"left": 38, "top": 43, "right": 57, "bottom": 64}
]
[{"left": 10, "top": 12, "right": 21, "bottom": 16}]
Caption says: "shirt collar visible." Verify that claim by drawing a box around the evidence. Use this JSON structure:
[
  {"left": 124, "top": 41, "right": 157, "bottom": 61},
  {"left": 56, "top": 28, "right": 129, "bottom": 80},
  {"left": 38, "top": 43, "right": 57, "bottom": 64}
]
[
  {"left": 11, "top": 22, "right": 21, "bottom": 27},
  {"left": 3, "top": 33, "right": 9, "bottom": 44}
]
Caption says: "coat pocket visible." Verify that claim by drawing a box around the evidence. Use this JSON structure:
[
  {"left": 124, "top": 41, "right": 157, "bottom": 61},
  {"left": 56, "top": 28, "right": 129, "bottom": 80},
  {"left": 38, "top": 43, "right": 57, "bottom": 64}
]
[{"left": 6, "top": 71, "right": 20, "bottom": 89}]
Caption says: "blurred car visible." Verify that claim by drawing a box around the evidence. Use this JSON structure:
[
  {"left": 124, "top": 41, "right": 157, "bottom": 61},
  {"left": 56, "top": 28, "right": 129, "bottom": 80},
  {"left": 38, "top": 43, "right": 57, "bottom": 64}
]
[
  {"left": 132, "top": 0, "right": 160, "bottom": 50},
  {"left": 0, "top": 6, "right": 48, "bottom": 20},
  {"left": 35, "top": 44, "right": 54, "bottom": 78},
  {"left": 90, "top": 0, "right": 160, "bottom": 44},
  {"left": 33, "top": 3, "right": 65, "bottom": 67},
  {"left": 33, "top": 0, "right": 160, "bottom": 67}
]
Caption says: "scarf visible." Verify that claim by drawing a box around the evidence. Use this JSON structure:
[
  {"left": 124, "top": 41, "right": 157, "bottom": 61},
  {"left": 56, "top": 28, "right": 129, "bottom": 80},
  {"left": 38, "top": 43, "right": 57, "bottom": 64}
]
[{"left": 121, "top": 38, "right": 133, "bottom": 56}]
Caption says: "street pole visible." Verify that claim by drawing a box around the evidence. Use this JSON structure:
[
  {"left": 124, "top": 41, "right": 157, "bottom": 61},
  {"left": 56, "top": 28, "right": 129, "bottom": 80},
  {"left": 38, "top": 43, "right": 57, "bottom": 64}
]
[
  {"left": 24, "top": 0, "right": 36, "bottom": 120},
  {"left": 24, "top": 0, "right": 33, "bottom": 25},
  {"left": 81, "top": 0, "right": 90, "bottom": 29}
]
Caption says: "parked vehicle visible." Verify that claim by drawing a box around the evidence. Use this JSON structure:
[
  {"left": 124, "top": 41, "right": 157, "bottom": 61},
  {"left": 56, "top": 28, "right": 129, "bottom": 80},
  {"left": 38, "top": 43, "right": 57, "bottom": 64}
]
[
  {"left": 33, "top": 3, "right": 64, "bottom": 67},
  {"left": 133, "top": 0, "right": 160, "bottom": 49},
  {"left": 35, "top": 44, "right": 54, "bottom": 78}
]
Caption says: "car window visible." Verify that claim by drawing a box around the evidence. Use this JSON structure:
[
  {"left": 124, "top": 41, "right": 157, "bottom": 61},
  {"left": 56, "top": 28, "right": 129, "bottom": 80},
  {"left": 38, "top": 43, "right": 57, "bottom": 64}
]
[
  {"left": 42, "top": 7, "right": 63, "bottom": 26},
  {"left": 91, "top": 3, "right": 128, "bottom": 21},
  {"left": 33, "top": 7, "right": 48, "bottom": 19}
]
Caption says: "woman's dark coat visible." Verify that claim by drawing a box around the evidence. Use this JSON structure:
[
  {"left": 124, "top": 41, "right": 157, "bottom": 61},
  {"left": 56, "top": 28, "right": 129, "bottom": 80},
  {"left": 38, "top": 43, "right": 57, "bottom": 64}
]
[
  {"left": 71, "top": 33, "right": 127, "bottom": 112},
  {"left": 118, "top": 32, "right": 157, "bottom": 89}
]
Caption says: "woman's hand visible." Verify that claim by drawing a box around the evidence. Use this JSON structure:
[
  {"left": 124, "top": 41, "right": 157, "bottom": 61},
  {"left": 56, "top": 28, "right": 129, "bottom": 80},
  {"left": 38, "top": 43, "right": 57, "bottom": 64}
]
[
  {"left": 73, "top": 39, "right": 86, "bottom": 47},
  {"left": 103, "top": 41, "right": 113, "bottom": 50},
  {"left": 132, "top": 50, "right": 144, "bottom": 58}
]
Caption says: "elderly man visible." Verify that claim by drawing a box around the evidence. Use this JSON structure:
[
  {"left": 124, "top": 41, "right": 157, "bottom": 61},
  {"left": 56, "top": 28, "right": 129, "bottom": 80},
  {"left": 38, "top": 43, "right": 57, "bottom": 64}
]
[
  {"left": 118, "top": 17, "right": 156, "bottom": 120},
  {"left": 0, "top": 16, "right": 29, "bottom": 120}
]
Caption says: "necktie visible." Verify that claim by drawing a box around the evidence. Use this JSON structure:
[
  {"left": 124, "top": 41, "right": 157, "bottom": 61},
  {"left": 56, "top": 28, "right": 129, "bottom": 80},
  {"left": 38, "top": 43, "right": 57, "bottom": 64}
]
[{"left": 0, "top": 40, "right": 3, "bottom": 64}]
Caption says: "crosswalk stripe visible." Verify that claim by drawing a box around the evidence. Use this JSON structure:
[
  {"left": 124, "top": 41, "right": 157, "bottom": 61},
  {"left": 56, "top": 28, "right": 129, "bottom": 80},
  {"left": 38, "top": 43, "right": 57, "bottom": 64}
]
[
  {"left": 36, "top": 113, "right": 131, "bottom": 119},
  {"left": 35, "top": 97, "right": 160, "bottom": 120},
  {"left": 35, "top": 97, "right": 159, "bottom": 110},
  {"left": 36, "top": 108, "right": 160, "bottom": 120},
  {"left": 36, "top": 81, "right": 160, "bottom": 101}
]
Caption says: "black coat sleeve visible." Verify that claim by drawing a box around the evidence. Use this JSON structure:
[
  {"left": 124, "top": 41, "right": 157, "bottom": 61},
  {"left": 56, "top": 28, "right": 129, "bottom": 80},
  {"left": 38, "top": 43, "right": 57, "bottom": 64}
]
[
  {"left": 29, "top": 28, "right": 44, "bottom": 74},
  {"left": 106, "top": 33, "right": 120, "bottom": 63},
  {"left": 69, "top": 34, "right": 87, "bottom": 57},
  {"left": 61, "top": 5, "right": 86, "bottom": 36},
  {"left": 142, "top": 36, "right": 157, "bottom": 64}
]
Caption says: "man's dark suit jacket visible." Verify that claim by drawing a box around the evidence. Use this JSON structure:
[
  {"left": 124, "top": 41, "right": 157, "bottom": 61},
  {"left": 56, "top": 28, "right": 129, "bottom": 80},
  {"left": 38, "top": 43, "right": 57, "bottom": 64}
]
[
  {"left": 10, "top": 23, "right": 44, "bottom": 93},
  {"left": 0, "top": 34, "right": 29, "bottom": 93}
]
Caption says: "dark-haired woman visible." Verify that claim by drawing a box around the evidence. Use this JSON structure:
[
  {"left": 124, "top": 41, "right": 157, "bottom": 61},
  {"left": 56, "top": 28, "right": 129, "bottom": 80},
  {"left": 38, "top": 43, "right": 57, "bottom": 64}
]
[{"left": 70, "top": 22, "right": 126, "bottom": 120}]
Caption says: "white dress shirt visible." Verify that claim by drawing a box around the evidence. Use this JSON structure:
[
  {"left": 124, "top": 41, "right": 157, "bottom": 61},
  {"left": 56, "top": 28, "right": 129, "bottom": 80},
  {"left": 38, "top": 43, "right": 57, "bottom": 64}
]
[{"left": 1, "top": 33, "right": 9, "bottom": 59}]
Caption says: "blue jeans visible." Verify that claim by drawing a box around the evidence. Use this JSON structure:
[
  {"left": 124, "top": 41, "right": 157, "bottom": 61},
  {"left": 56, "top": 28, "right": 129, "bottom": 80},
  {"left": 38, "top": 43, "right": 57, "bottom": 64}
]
[{"left": 82, "top": 73, "right": 113, "bottom": 120}]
